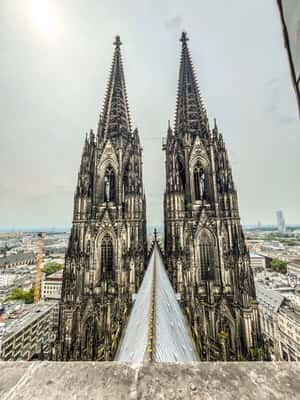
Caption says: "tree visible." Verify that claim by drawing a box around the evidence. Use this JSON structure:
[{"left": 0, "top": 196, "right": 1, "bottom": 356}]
[
  {"left": 42, "top": 262, "right": 63, "bottom": 276},
  {"left": 270, "top": 258, "right": 287, "bottom": 274},
  {"left": 5, "top": 288, "right": 34, "bottom": 304}
]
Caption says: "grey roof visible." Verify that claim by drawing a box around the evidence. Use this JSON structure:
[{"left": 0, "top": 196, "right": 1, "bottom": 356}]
[
  {"left": 0, "top": 252, "right": 35, "bottom": 267},
  {"left": 115, "top": 243, "right": 198, "bottom": 362},
  {"left": 0, "top": 303, "right": 55, "bottom": 344},
  {"left": 255, "top": 282, "right": 284, "bottom": 313},
  {"left": 249, "top": 252, "right": 264, "bottom": 258}
]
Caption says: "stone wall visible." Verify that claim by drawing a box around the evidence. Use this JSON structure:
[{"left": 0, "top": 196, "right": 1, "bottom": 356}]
[{"left": 1, "top": 362, "right": 299, "bottom": 400}]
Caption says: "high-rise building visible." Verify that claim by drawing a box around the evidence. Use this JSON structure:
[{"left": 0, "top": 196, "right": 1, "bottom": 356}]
[
  {"left": 56, "top": 36, "right": 147, "bottom": 361},
  {"left": 163, "top": 33, "right": 263, "bottom": 360},
  {"left": 276, "top": 210, "right": 286, "bottom": 234}
]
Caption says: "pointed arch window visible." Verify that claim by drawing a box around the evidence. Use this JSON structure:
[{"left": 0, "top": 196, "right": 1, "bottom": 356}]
[
  {"left": 199, "top": 231, "right": 215, "bottom": 281},
  {"left": 101, "top": 234, "right": 114, "bottom": 280},
  {"left": 104, "top": 165, "right": 116, "bottom": 202},
  {"left": 194, "top": 163, "right": 205, "bottom": 201},
  {"left": 177, "top": 159, "right": 186, "bottom": 191},
  {"left": 123, "top": 163, "right": 130, "bottom": 198}
]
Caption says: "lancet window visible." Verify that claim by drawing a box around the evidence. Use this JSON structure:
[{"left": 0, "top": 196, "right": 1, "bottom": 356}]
[
  {"left": 199, "top": 231, "right": 215, "bottom": 281},
  {"left": 101, "top": 234, "right": 114, "bottom": 280}
]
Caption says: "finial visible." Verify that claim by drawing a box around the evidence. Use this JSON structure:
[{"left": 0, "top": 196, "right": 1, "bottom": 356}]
[
  {"left": 154, "top": 228, "right": 157, "bottom": 242},
  {"left": 180, "top": 31, "right": 189, "bottom": 44},
  {"left": 114, "top": 35, "right": 122, "bottom": 48},
  {"left": 168, "top": 120, "right": 172, "bottom": 132}
]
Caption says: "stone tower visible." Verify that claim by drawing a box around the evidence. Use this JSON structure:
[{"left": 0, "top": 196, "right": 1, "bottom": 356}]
[
  {"left": 56, "top": 36, "right": 147, "bottom": 361},
  {"left": 163, "top": 32, "right": 263, "bottom": 361}
]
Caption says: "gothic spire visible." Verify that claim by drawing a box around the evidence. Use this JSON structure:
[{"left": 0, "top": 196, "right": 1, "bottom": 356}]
[
  {"left": 175, "top": 32, "right": 208, "bottom": 138},
  {"left": 99, "top": 36, "right": 131, "bottom": 139}
]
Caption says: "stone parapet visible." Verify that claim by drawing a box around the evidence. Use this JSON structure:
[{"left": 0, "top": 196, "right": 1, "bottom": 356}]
[{"left": 0, "top": 362, "right": 299, "bottom": 400}]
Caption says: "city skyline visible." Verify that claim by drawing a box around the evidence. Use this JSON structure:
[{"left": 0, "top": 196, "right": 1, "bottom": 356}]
[{"left": 0, "top": 0, "right": 299, "bottom": 229}]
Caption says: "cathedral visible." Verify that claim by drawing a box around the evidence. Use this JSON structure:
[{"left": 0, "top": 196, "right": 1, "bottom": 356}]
[
  {"left": 163, "top": 32, "right": 263, "bottom": 360},
  {"left": 56, "top": 33, "right": 264, "bottom": 362},
  {"left": 56, "top": 36, "right": 147, "bottom": 361}
]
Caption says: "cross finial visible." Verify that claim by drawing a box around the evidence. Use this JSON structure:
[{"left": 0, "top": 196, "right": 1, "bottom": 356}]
[
  {"left": 180, "top": 31, "right": 189, "bottom": 44},
  {"left": 114, "top": 35, "right": 122, "bottom": 48}
]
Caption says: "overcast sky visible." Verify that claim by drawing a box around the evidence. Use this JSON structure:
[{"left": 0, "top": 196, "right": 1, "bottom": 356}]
[{"left": 0, "top": 0, "right": 299, "bottom": 229}]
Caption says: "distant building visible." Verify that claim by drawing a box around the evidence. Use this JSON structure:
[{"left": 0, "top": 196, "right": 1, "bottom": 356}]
[
  {"left": 256, "top": 282, "right": 284, "bottom": 360},
  {"left": 250, "top": 253, "right": 266, "bottom": 272},
  {"left": 256, "top": 282, "right": 300, "bottom": 361},
  {"left": 287, "top": 259, "right": 300, "bottom": 276},
  {"left": 44, "top": 246, "right": 66, "bottom": 256},
  {"left": 0, "top": 272, "right": 15, "bottom": 287},
  {"left": 0, "top": 252, "right": 36, "bottom": 270},
  {"left": 276, "top": 210, "right": 286, "bottom": 234},
  {"left": 0, "top": 303, "right": 55, "bottom": 361},
  {"left": 278, "top": 303, "right": 300, "bottom": 361},
  {"left": 41, "top": 270, "right": 63, "bottom": 301}
]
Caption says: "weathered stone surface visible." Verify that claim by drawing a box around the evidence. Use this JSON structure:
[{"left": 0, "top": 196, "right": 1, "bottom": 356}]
[
  {"left": 0, "top": 363, "right": 31, "bottom": 399},
  {"left": 138, "top": 362, "right": 300, "bottom": 400},
  {"left": 0, "top": 362, "right": 137, "bottom": 400},
  {"left": 0, "top": 362, "right": 299, "bottom": 400}
]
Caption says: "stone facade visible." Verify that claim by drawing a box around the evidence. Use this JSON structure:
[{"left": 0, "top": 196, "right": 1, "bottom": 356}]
[
  {"left": 55, "top": 36, "right": 147, "bottom": 361},
  {"left": 163, "top": 33, "right": 263, "bottom": 360}
]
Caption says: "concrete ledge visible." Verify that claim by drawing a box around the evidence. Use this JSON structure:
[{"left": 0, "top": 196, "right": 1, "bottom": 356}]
[{"left": 0, "top": 362, "right": 299, "bottom": 400}]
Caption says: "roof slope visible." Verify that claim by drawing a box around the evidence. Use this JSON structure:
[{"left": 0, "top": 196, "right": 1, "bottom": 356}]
[{"left": 115, "top": 243, "right": 198, "bottom": 362}]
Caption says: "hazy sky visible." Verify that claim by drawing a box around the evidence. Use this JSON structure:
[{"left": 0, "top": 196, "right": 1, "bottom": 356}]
[{"left": 0, "top": 0, "right": 299, "bottom": 229}]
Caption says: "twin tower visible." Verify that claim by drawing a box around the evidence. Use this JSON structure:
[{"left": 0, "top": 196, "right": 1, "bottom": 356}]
[{"left": 56, "top": 33, "right": 263, "bottom": 361}]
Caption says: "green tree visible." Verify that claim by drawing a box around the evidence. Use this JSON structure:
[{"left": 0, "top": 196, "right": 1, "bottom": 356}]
[
  {"left": 5, "top": 288, "right": 34, "bottom": 304},
  {"left": 270, "top": 258, "right": 287, "bottom": 274},
  {"left": 42, "top": 262, "right": 63, "bottom": 276}
]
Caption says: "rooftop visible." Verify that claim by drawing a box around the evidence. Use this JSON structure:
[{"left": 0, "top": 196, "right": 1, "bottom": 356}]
[
  {"left": 250, "top": 252, "right": 264, "bottom": 258},
  {"left": 0, "top": 303, "right": 54, "bottom": 344},
  {"left": 0, "top": 252, "right": 35, "bottom": 267},
  {"left": 44, "top": 270, "right": 63, "bottom": 282},
  {"left": 255, "top": 282, "right": 285, "bottom": 312},
  {"left": 116, "top": 243, "right": 198, "bottom": 362}
]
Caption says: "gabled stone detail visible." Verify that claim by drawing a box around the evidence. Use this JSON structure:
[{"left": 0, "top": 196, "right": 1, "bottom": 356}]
[{"left": 97, "top": 139, "right": 118, "bottom": 168}]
